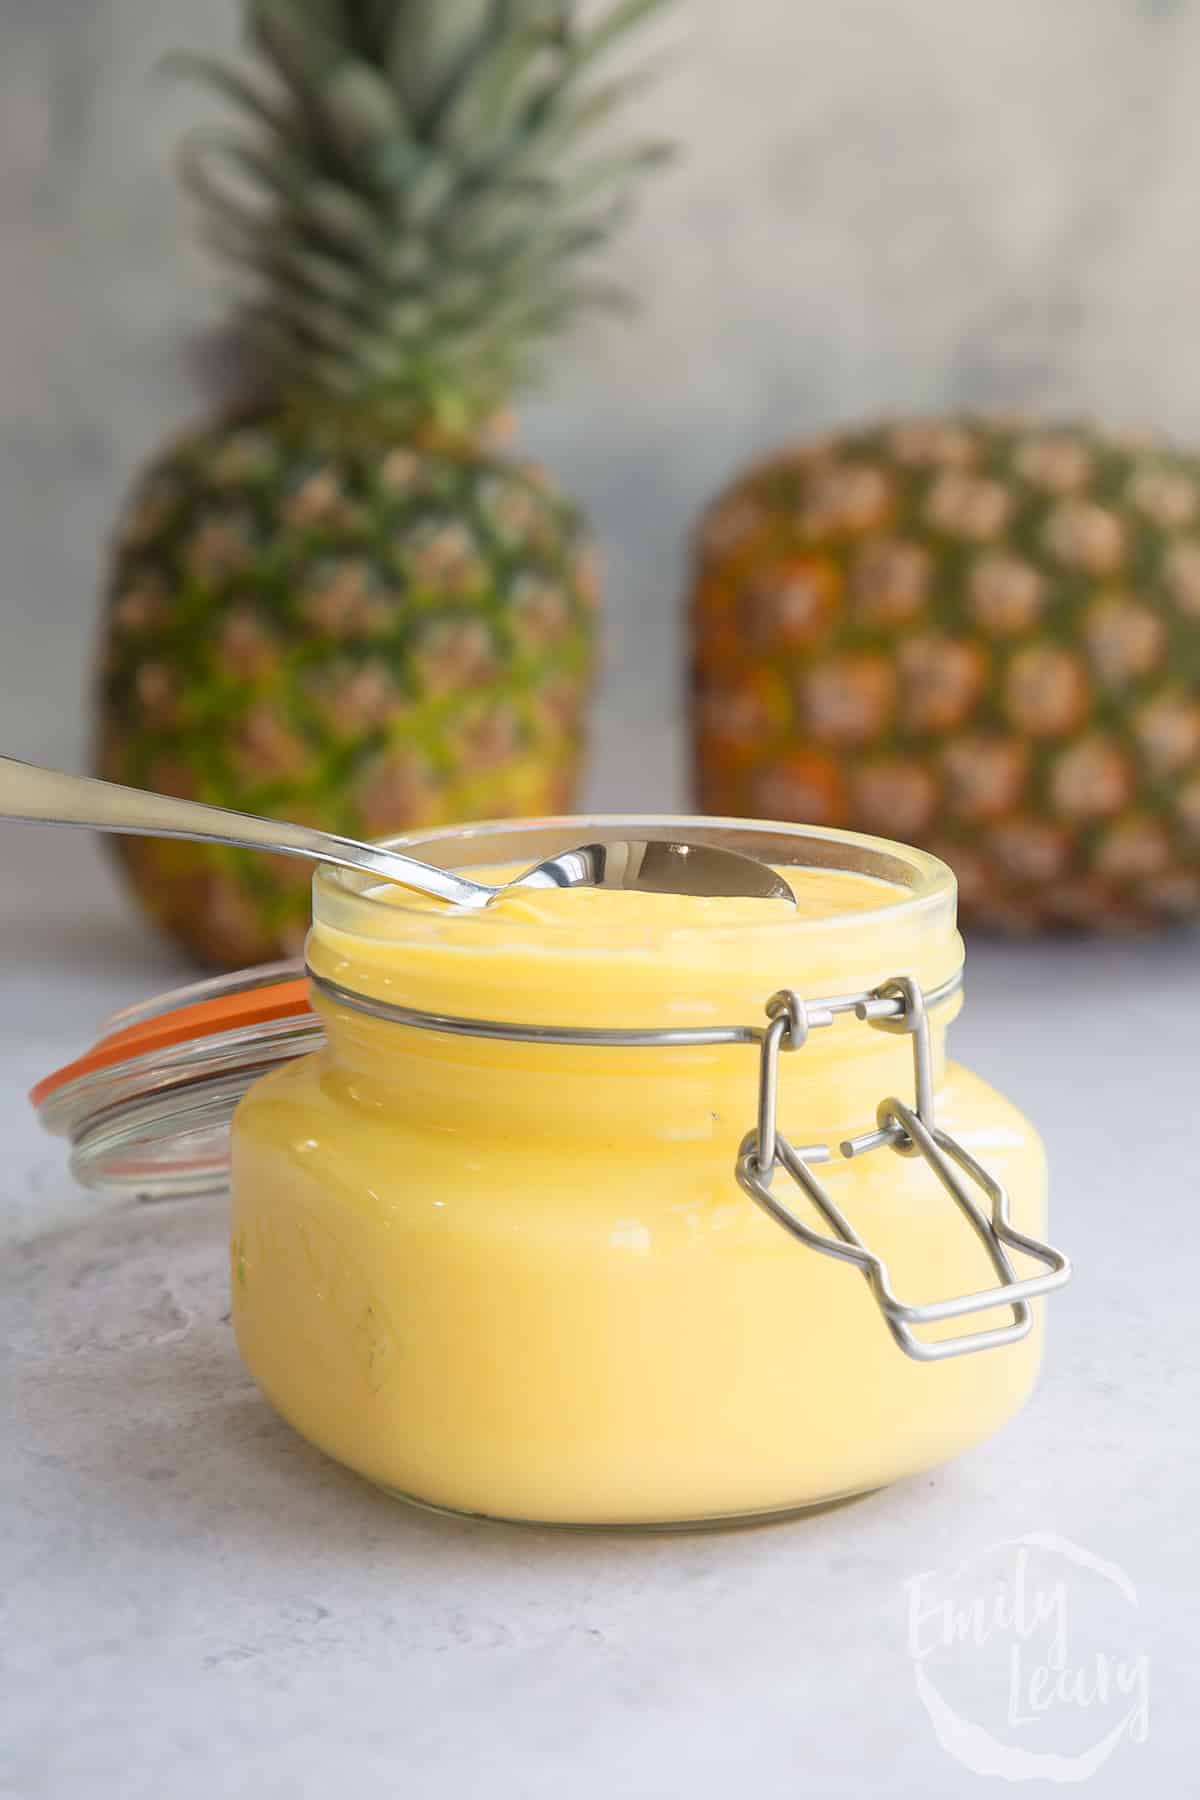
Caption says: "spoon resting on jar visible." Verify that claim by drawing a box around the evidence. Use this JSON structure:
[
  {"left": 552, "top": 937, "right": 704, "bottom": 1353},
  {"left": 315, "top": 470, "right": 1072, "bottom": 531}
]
[{"left": 0, "top": 756, "right": 796, "bottom": 908}]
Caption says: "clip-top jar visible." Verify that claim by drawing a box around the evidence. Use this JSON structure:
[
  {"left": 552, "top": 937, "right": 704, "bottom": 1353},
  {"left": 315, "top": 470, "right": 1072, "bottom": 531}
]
[{"left": 227, "top": 815, "right": 1069, "bottom": 1528}]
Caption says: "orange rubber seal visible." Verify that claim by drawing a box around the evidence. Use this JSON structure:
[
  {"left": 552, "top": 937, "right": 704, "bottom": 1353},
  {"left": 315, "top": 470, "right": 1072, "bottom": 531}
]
[{"left": 29, "top": 977, "right": 312, "bottom": 1110}]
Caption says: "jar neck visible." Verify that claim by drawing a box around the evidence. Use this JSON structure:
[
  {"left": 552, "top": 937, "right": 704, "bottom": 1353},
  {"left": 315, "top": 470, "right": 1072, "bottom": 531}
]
[
  {"left": 304, "top": 817, "right": 963, "bottom": 1151},
  {"left": 311, "top": 984, "right": 959, "bottom": 1154}
]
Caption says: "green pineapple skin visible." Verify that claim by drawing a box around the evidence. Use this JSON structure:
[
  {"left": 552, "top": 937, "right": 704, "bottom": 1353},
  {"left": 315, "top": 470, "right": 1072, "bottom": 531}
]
[
  {"left": 94, "top": 0, "right": 670, "bottom": 965},
  {"left": 99, "top": 412, "right": 596, "bottom": 966}
]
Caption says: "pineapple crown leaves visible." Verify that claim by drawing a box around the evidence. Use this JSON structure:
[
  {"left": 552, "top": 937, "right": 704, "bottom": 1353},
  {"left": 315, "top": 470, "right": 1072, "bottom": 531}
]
[{"left": 171, "top": 0, "right": 675, "bottom": 435}]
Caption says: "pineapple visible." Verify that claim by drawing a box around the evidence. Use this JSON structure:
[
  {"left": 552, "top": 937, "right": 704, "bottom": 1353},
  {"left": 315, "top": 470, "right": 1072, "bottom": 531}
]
[
  {"left": 690, "top": 417, "right": 1200, "bottom": 930},
  {"left": 98, "top": 0, "right": 671, "bottom": 968}
]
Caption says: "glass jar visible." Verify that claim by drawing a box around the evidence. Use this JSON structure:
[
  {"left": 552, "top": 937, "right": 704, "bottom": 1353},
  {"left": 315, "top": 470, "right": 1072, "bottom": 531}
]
[{"left": 226, "top": 815, "right": 1068, "bottom": 1528}]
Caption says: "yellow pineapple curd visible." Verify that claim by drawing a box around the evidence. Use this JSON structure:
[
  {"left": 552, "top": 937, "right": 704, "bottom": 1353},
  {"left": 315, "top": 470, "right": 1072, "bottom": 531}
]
[{"left": 230, "top": 818, "right": 1055, "bottom": 1526}]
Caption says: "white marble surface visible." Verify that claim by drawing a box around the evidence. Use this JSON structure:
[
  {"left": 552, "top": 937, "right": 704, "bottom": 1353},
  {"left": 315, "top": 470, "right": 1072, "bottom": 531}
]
[{"left": 2, "top": 826, "right": 1197, "bottom": 1798}]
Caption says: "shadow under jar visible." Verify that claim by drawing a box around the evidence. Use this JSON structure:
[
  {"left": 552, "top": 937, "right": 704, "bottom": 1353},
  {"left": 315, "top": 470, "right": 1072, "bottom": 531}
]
[{"left": 229, "top": 816, "right": 1069, "bottom": 1528}]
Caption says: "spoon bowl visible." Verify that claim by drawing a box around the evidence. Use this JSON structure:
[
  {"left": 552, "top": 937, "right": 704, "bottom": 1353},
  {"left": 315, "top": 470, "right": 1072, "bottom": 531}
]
[{"left": 507, "top": 838, "right": 794, "bottom": 904}]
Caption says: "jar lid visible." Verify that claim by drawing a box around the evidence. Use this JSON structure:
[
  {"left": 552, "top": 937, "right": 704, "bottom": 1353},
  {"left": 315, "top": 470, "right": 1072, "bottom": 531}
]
[{"left": 31, "top": 961, "right": 321, "bottom": 1200}]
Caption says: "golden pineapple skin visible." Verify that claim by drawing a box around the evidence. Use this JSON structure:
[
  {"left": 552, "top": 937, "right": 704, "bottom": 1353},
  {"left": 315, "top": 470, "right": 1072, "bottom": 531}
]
[
  {"left": 689, "top": 417, "right": 1200, "bottom": 930},
  {"left": 98, "top": 414, "right": 596, "bottom": 967}
]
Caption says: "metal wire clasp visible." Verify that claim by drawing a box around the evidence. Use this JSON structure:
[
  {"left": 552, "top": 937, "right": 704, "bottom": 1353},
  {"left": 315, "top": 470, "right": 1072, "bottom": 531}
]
[
  {"left": 735, "top": 975, "right": 1071, "bottom": 1362},
  {"left": 750, "top": 990, "right": 831, "bottom": 1174},
  {"left": 841, "top": 975, "right": 935, "bottom": 1158}
]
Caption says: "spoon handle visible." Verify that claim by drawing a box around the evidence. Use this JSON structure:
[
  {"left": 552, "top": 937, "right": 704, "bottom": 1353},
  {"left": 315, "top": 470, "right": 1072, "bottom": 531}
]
[{"left": 0, "top": 755, "right": 487, "bottom": 907}]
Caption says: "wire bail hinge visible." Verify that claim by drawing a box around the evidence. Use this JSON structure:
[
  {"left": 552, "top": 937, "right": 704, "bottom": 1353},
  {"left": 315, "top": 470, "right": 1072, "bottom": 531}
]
[
  {"left": 840, "top": 975, "right": 935, "bottom": 1159},
  {"left": 735, "top": 974, "right": 1071, "bottom": 1362}
]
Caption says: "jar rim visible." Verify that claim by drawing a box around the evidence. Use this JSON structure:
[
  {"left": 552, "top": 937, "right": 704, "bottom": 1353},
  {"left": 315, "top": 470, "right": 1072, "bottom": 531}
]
[{"left": 312, "top": 814, "right": 956, "bottom": 945}]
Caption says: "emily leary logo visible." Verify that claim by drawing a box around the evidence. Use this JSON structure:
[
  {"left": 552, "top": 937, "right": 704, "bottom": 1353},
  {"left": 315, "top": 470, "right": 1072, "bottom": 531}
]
[{"left": 905, "top": 1534, "right": 1150, "bottom": 1782}]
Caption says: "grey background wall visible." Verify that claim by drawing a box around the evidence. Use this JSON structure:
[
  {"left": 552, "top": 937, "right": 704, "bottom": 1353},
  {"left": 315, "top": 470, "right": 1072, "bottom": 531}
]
[{"left": 4, "top": 0, "right": 1200, "bottom": 808}]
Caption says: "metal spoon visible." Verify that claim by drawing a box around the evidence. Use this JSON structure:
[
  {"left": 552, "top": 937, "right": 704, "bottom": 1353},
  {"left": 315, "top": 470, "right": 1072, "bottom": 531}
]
[{"left": 0, "top": 756, "right": 795, "bottom": 908}]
